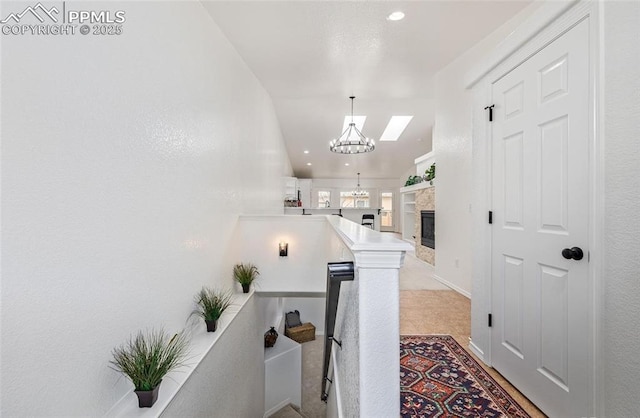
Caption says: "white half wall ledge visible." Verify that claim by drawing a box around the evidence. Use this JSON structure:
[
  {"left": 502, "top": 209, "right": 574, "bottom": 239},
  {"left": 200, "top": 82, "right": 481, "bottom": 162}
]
[
  {"left": 327, "top": 215, "right": 413, "bottom": 256},
  {"left": 399, "top": 182, "right": 434, "bottom": 194},
  {"left": 104, "top": 291, "right": 256, "bottom": 418}
]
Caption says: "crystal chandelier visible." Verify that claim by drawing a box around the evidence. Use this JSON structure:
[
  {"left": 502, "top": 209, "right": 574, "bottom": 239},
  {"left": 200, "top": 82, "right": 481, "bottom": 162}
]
[{"left": 329, "top": 96, "right": 375, "bottom": 154}]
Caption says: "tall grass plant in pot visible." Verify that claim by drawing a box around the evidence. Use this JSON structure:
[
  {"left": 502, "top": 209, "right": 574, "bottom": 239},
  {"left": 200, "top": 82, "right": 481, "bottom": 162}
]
[
  {"left": 233, "top": 263, "right": 260, "bottom": 293},
  {"left": 192, "top": 287, "right": 233, "bottom": 332},
  {"left": 110, "top": 329, "right": 189, "bottom": 408}
]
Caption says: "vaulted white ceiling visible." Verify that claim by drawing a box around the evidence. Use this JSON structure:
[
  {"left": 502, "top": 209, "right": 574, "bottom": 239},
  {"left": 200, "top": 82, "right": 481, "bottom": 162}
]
[{"left": 203, "top": 1, "right": 531, "bottom": 179}]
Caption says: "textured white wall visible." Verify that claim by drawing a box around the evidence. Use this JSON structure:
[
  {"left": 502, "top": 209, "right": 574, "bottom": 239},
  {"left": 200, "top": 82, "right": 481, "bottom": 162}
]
[
  {"left": 432, "top": 60, "right": 474, "bottom": 294},
  {"left": 602, "top": 1, "right": 640, "bottom": 415},
  {"left": 332, "top": 277, "right": 360, "bottom": 418},
  {"left": 0, "top": 1, "right": 289, "bottom": 415},
  {"left": 326, "top": 226, "right": 357, "bottom": 417}
]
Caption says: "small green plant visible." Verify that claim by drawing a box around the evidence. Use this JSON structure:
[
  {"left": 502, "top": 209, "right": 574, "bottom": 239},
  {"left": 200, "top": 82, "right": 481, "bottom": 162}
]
[
  {"left": 424, "top": 162, "right": 436, "bottom": 185},
  {"left": 110, "top": 329, "right": 189, "bottom": 391},
  {"left": 404, "top": 175, "right": 423, "bottom": 186},
  {"left": 193, "top": 287, "right": 233, "bottom": 322},
  {"left": 233, "top": 263, "right": 260, "bottom": 286}
]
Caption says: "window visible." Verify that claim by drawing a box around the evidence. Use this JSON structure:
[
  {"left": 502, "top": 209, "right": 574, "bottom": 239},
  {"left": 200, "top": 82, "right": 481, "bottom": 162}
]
[
  {"left": 340, "top": 191, "right": 370, "bottom": 208},
  {"left": 317, "top": 190, "right": 331, "bottom": 208}
]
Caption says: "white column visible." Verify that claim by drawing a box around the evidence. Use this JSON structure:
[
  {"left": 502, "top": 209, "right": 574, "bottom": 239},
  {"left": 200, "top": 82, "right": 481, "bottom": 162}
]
[
  {"left": 354, "top": 251, "right": 404, "bottom": 418},
  {"left": 326, "top": 215, "right": 411, "bottom": 417}
]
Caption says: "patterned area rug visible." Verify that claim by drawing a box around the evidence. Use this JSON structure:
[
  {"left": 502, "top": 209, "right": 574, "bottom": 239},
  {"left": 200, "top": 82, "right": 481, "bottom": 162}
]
[{"left": 400, "top": 335, "right": 530, "bottom": 418}]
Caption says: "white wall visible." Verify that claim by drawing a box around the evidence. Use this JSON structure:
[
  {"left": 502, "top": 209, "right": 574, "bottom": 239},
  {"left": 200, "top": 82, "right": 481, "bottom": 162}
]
[
  {"left": 233, "top": 216, "right": 329, "bottom": 293},
  {"left": 0, "top": 2, "right": 289, "bottom": 415},
  {"left": 282, "top": 297, "right": 326, "bottom": 335},
  {"left": 602, "top": 1, "right": 640, "bottom": 415},
  {"left": 233, "top": 216, "right": 337, "bottom": 335},
  {"left": 431, "top": 3, "right": 541, "bottom": 295}
]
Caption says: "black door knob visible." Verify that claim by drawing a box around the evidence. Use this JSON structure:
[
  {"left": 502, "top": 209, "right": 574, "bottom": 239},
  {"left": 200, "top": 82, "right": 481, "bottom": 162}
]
[{"left": 562, "top": 247, "right": 584, "bottom": 261}]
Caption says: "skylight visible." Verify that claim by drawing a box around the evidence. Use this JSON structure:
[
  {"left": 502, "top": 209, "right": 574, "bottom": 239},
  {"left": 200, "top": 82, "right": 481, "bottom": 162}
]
[{"left": 379, "top": 116, "right": 413, "bottom": 141}]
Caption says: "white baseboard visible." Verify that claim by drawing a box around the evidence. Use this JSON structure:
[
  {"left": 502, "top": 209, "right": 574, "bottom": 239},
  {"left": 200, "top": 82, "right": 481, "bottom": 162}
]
[
  {"left": 468, "top": 340, "right": 489, "bottom": 365},
  {"left": 433, "top": 274, "right": 471, "bottom": 299},
  {"left": 264, "top": 398, "right": 292, "bottom": 418}
]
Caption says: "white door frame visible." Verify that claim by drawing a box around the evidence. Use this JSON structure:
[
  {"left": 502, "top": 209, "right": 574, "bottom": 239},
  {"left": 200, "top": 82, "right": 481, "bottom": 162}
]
[{"left": 466, "top": 1, "right": 603, "bottom": 415}]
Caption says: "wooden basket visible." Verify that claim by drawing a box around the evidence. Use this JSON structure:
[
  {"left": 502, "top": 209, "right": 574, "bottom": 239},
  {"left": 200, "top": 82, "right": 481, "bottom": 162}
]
[{"left": 285, "top": 322, "right": 316, "bottom": 344}]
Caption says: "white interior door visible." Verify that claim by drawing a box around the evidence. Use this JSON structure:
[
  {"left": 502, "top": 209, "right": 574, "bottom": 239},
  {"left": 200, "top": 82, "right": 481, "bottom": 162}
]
[{"left": 490, "top": 19, "right": 591, "bottom": 417}]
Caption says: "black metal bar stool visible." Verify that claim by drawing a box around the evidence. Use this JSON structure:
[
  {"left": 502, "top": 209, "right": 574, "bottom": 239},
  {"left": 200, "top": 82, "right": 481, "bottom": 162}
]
[{"left": 361, "top": 214, "right": 374, "bottom": 229}]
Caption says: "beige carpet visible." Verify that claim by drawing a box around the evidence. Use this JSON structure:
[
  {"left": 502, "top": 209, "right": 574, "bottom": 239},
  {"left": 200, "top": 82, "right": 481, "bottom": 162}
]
[{"left": 299, "top": 338, "right": 326, "bottom": 417}]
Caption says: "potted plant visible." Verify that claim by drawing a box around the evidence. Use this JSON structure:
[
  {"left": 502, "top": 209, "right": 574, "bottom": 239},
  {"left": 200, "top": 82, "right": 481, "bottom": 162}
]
[
  {"left": 424, "top": 162, "right": 436, "bottom": 185},
  {"left": 233, "top": 262, "right": 260, "bottom": 293},
  {"left": 192, "top": 287, "right": 233, "bottom": 332},
  {"left": 404, "top": 175, "right": 423, "bottom": 186},
  {"left": 110, "top": 329, "right": 189, "bottom": 408}
]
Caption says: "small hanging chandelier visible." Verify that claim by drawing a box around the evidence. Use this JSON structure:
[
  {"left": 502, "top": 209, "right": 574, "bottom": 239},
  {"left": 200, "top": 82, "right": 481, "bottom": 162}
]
[
  {"left": 329, "top": 96, "right": 375, "bottom": 154},
  {"left": 352, "top": 172, "right": 367, "bottom": 197}
]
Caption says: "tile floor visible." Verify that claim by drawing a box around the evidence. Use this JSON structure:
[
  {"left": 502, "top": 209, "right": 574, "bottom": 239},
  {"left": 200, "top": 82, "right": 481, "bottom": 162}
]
[{"left": 273, "top": 247, "right": 546, "bottom": 418}]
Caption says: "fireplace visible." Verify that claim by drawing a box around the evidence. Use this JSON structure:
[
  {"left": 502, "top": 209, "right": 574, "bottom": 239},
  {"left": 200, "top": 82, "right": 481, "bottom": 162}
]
[{"left": 421, "top": 210, "right": 435, "bottom": 249}]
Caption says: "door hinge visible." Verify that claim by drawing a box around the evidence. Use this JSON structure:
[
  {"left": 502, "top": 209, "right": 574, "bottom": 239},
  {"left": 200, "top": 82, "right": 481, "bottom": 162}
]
[
  {"left": 488, "top": 313, "right": 493, "bottom": 327},
  {"left": 484, "top": 104, "right": 495, "bottom": 122},
  {"left": 488, "top": 211, "right": 493, "bottom": 224}
]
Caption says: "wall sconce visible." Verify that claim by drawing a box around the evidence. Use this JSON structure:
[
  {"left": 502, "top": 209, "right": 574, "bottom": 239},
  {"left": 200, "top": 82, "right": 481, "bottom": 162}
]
[{"left": 279, "top": 242, "right": 288, "bottom": 257}]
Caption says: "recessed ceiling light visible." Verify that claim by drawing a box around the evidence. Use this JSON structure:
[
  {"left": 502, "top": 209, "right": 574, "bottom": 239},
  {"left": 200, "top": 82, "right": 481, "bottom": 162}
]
[
  {"left": 307, "top": 163, "right": 312, "bottom": 166},
  {"left": 387, "top": 11, "right": 405, "bottom": 21},
  {"left": 345, "top": 163, "right": 350, "bottom": 166},
  {"left": 303, "top": 150, "right": 309, "bottom": 154},
  {"left": 380, "top": 116, "right": 414, "bottom": 141}
]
